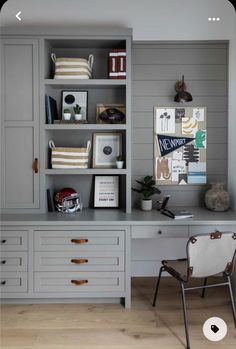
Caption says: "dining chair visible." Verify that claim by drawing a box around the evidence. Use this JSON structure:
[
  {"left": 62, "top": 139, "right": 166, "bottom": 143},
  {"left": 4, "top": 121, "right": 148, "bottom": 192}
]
[{"left": 152, "top": 231, "right": 236, "bottom": 349}]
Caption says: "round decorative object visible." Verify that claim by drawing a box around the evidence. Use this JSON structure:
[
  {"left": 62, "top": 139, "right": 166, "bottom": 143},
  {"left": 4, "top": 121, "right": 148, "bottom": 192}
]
[
  {"left": 64, "top": 94, "right": 75, "bottom": 104},
  {"left": 103, "top": 146, "right": 112, "bottom": 155},
  {"left": 205, "top": 183, "right": 230, "bottom": 212}
]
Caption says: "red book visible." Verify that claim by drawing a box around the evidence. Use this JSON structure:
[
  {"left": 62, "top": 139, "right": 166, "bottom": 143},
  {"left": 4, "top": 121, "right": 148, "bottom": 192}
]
[
  {"left": 117, "top": 49, "right": 126, "bottom": 79},
  {"left": 108, "top": 50, "right": 118, "bottom": 79}
]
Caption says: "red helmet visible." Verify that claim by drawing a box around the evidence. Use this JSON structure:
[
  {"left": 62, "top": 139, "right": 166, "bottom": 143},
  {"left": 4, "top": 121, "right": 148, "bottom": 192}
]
[{"left": 54, "top": 188, "right": 82, "bottom": 213}]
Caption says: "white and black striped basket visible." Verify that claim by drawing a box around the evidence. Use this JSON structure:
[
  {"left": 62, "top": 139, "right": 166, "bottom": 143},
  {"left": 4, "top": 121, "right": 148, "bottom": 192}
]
[
  {"left": 49, "top": 140, "right": 91, "bottom": 169},
  {"left": 51, "top": 53, "right": 94, "bottom": 79}
]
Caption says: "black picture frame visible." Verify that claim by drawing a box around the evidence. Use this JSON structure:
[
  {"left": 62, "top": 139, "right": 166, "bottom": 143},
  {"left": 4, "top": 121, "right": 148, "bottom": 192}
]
[
  {"left": 93, "top": 175, "right": 120, "bottom": 209},
  {"left": 61, "top": 90, "right": 88, "bottom": 122}
]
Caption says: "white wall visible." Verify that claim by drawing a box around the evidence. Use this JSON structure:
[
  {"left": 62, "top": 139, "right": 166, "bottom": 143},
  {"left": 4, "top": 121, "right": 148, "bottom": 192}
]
[{"left": 1, "top": 0, "right": 235, "bottom": 207}]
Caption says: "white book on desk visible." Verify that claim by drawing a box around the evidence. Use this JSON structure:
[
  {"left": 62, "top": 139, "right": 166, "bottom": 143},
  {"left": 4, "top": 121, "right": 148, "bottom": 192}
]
[{"left": 161, "top": 208, "right": 194, "bottom": 219}]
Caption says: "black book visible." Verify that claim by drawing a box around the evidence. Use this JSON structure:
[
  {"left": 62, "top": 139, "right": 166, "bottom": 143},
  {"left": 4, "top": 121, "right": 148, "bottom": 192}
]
[{"left": 46, "top": 189, "right": 54, "bottom": 212}]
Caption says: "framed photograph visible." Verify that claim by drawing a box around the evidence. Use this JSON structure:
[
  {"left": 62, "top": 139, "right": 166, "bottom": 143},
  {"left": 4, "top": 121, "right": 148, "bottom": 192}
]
[
  {"left": 96, "top": 104, "right": 126, "bottom": 124},
  {"left": 92, "top": 132, "right": 122, "bottom": 168},
  {"left": 61, "top": 90, "right": 88, "bottom": 121},
  {"left": 93, "top": 175, "right": 120, "bottom": 208}
]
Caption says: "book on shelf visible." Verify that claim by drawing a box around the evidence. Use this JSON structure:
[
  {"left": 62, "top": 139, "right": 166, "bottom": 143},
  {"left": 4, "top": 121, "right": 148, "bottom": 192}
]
[
  {"left": 108, "top": 49, "right": 126, "bottom": 79},
  {"left": 45, "top": 95, "right": 58, "bottom": 124},
  {"left": 160, "top": 208, "right": 194, "bottom": 219},
  {"left": 108, "top": 50, "right": 118, "bottom": 79},
  {"left": 117, "top": 49, "right": 126, "bottom": 79}
]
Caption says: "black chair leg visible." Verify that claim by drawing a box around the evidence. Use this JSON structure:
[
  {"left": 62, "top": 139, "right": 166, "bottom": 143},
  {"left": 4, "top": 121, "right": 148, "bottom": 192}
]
[
  {"left": 227, "top": 276, "right": 236, "bottom": 328},
  {"left": 152, "top": 266, "right": 164, "bottom": 307},
  {"left": 180, "top": 282, "right": 190, "bottom": 349},
  {"left": 201, "top": 277, "right": 207, "bottom": 298}
]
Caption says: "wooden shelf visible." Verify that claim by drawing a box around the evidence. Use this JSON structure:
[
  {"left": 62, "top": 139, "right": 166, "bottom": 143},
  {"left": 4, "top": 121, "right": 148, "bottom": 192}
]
[
  {"left": 44, "top": 169, "right": 127, "bottom": 175},
  {"left": 44, "top": 124, "right": 127, "bottom": 130},
  {"left": 44, "top": 79, "right": 127, "bottom": 89}
]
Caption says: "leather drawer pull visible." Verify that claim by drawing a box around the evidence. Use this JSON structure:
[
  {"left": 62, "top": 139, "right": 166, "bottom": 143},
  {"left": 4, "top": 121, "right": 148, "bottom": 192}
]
[
  {"left": 71, "top": 279, "right": 88, "bottom": 286},
  {"left": 1, "top": 281, "right": 6, "bottom": 285},
  {"left": 71, "top": 239, "right": 88, "bottom": 244},
  {"left": 71, "top": 258, "right": 88, "bottom": 264},
  {"left": 33, "top": 158, "right": 39, "bottom": 174},
  {"left": 1, "top": 260, "right": 6, "bottom": 264},
  {"left": 1, "top": 240, "right": 6, "bottom": 244}
]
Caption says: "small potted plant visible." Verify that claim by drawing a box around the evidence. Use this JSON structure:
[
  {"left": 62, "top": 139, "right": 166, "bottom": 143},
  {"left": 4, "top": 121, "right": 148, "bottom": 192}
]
[
  {"left": 132, "top": 175, "right": 161, "bottom": 211},
  {"left": 74, "top": 104, "right": 82, "bottom": 121},
  {"left": 116, "top": 155, "right": 124, "bottom": 169},
  {"left": 63, "top": 108, "right": 71, "bottom": 121}
]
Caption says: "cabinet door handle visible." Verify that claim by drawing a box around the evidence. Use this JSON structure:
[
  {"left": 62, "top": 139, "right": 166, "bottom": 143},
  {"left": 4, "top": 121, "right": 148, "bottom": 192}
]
[
  {"left": 1, "top": 239, "right": 6, "bottom": 244},
  {"left": 33, "top": 158, "right": 39, "bottom": 174},
  {"left": 1, "top": 281, "right": 6, "bottom": 285},
  {"left": 157, "top": 230, "right": 162, "bottom": 235},
  {"left": 71, "top": 258, "right": 88, "bottom": 264},
  {"left": 1, "top": 260, "right": 6, "bottom": 264},
  {"left": 71, "top": 239, "right": 88, "bottom": 244},
  {"left": 71, "top": 279, "right": 88, "bottom": 286}
]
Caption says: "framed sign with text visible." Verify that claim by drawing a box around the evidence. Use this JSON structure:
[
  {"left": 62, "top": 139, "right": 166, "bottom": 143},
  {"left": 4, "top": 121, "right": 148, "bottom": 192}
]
[{"left": 93, "top": 175, "right": 120, "bottom": 208}]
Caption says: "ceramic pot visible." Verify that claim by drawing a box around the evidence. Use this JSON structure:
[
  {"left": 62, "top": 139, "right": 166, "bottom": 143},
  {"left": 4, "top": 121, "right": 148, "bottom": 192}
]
[
  {"left": 205, "top": 183, "right": 230, "bottom": 212},
  {"left": 116, "top": 161, "right": 124, "bottom": 169},
  {"left": 74, "top": 113, "right": 82, "bottom": 121},
  {"left": 63, "top": 113, "right": 71, "bottom": 121},
  {"left": 141, "top": 199, "right": 152, "bottom": 211}
]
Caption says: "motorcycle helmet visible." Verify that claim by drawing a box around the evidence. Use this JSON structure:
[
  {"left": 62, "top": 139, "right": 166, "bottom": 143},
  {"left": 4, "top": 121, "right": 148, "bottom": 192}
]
[{"left": 54, "top": 188, "right": 82, "bottom": 213}]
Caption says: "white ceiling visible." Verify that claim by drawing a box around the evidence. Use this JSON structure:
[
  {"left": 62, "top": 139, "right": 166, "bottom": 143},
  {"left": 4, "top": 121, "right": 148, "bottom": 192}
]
[{"left": 0, "top": 0, "right": 235, "bottom": 40}]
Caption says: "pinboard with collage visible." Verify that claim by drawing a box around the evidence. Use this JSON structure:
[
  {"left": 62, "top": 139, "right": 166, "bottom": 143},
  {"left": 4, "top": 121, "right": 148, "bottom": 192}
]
[{"left": 154, "top": 107, "right": 207, "bottom": 185}]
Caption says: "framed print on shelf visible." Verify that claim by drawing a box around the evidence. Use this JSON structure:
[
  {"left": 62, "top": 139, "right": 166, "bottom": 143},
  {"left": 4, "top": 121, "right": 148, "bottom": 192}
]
[
  {"left": 96, "top": 104, "right": 126, "bottom": 124},
  {"left": 92, "top": 132, "right": 122, "bottom": 168},
  {"left": 93, "top": 175, "right": 120, "bottom": 208},
  {"left": 61, "top": 90, "right": 88, "bottom": 121}
]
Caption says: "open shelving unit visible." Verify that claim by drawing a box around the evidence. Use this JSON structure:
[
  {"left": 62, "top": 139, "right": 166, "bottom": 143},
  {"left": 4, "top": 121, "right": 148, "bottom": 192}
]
[{"left": 41, "top": 29, "right": 132, "bottom": 212}]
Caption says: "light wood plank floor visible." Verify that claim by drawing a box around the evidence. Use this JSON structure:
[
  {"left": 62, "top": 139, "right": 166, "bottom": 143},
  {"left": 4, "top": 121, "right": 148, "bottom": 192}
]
[{"left": 1, "top": 277, "right": 235, "bottom": 349}]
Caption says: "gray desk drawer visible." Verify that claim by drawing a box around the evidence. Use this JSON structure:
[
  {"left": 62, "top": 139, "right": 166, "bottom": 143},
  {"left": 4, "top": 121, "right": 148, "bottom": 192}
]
[
  {"left": 132, "top": 225, "right": 188, "bottom": 238},
  {"left": 0, "top": 272, "right": 27, "bottom": 292},
  {"left": 189, "top": 225, "right": 236, "bottom": 236},
  {"left": 34, "top": 272, "right": 124, "bottom": 293},
  {"left": 0, "top": 231, "right": 28, "bottom": 251},
  {"left": 0, "top": 252, "right": 27, "bottom": 271},
  {"left": 34, "top": 230, "right": 124, "bottom": 251},
  {"left": 34, "top": 251, "right": 124, "bottom": 271}
]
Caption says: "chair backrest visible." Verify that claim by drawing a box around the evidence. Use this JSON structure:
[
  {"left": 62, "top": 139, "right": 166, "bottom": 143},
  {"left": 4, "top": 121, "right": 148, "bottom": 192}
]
[{"left": 187, "top": 231, "right": 236, "bottom": 278}]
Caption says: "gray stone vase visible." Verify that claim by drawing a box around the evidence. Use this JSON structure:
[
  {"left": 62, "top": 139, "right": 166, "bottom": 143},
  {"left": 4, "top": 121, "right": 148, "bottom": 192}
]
[{"left": 205, "top": 183, "right": 230, "bottom": 212}]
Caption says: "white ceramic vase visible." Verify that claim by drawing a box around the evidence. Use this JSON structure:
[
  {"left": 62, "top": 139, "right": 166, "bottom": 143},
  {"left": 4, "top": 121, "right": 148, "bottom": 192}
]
[
  {"left": 116, "top": 161, "right": 124, "bottom": 169},
  {"left": 63, "top": 113, "right": 71, "bottom": 121},
  {"left": 141, "top": 199, "right": 152, "bottom": 211},
  {"left": 75, "top": 114, "right": 82, "bottom": 121}
]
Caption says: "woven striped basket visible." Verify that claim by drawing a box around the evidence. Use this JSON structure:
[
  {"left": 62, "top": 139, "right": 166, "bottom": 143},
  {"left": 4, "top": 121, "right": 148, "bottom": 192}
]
[
  {"left": 51, "top": 53, "right": 94, "bottom": 79},
  {"left": 49, "top": 140, "right": 91, "bottom": 169}
]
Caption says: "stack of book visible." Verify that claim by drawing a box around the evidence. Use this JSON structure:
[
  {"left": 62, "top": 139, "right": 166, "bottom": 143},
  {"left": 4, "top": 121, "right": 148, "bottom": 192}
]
[
  {"left": 108, "top": 49, "right": 126, "bottom": 79},
  {"left": 45, "top": 95, "right": 58, "bottom": 124}
]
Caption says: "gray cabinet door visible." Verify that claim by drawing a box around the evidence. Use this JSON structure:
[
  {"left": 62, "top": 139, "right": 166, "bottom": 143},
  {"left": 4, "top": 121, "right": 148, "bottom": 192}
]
[{"left": 1, "top": 39, "right": 39, "bottom": 209}]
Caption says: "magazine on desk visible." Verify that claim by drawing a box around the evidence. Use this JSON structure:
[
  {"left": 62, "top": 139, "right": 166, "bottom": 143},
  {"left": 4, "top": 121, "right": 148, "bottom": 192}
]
[{"left": 160, "top": 208, "right": 194, "bottom": 219}]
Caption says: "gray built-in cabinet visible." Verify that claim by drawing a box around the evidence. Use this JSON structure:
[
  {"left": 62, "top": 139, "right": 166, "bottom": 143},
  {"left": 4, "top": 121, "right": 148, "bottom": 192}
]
[
  {"left": 0, "top": 28, "right": 235, "bottom": 307},
  {"left": 1, "top": 39, "right": 40, "bottom": 210},
  {"left": 0, "top": 28, "right": 132, "bottom": 213}
]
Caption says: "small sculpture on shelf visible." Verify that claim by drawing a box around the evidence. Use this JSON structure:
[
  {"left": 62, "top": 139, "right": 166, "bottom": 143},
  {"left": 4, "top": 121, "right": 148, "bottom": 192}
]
[
  {"left": 74, "top": 104, "right": 82, "bottom": 121},
  {"left": 132, "top": 175, "right": 161, "bottom": 211}
]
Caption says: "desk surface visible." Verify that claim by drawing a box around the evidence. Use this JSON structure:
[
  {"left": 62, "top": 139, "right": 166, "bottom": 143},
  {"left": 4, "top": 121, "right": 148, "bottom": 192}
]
[{"left": 1, "top": 207, "right": 236, "bottom": 226}]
